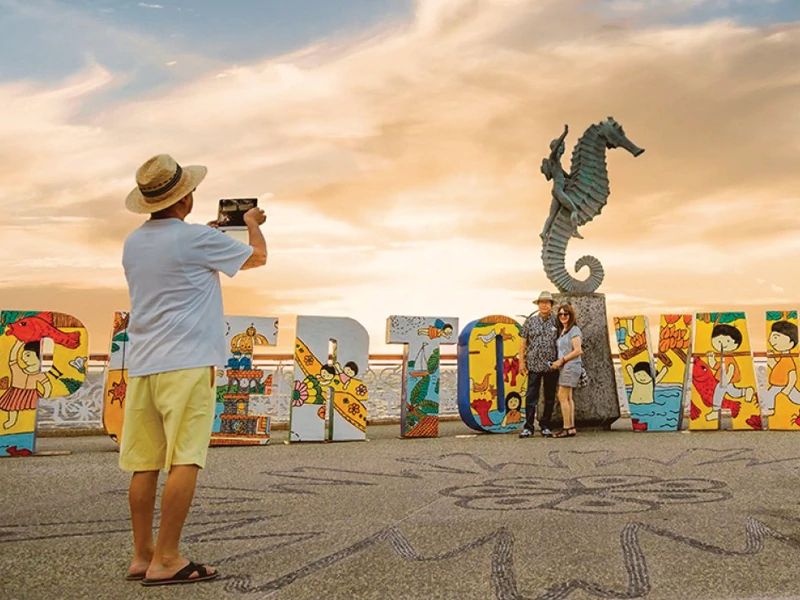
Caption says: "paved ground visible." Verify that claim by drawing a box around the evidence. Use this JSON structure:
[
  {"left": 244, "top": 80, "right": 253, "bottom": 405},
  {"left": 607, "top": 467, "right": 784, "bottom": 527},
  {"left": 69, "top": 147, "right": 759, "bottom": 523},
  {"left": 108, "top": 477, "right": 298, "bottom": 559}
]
[{"left": 3, "top": 421, "right": 800, "bottom": 599}]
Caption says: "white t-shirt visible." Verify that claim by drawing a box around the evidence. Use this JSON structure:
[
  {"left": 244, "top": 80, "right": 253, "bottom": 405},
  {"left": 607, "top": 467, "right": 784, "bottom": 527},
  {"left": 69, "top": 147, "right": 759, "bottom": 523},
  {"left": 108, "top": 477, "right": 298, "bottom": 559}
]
[{"left": 122, "top": 219, "right": 253, "bottom": 377}]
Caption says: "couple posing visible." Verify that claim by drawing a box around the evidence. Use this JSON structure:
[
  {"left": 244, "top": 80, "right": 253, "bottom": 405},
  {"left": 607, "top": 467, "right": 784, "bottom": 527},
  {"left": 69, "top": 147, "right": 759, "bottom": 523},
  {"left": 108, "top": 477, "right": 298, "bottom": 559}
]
[{"left": 518, "top": 291, "right": 583, "bottom": 438}]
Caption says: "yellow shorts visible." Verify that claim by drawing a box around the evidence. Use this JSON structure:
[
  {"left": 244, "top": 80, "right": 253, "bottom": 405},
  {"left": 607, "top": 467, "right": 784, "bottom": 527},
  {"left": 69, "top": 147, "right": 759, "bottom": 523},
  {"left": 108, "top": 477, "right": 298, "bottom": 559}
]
[{"left": 119, "top": 366, "right": 215, "bottom": 472}]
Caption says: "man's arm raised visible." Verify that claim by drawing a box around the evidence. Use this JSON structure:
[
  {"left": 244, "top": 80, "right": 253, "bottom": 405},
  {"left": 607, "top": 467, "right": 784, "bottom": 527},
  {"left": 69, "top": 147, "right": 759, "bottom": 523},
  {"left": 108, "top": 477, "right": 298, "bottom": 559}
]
[{"left": 241, "top": 207, "right": 268, "bottom": 270}]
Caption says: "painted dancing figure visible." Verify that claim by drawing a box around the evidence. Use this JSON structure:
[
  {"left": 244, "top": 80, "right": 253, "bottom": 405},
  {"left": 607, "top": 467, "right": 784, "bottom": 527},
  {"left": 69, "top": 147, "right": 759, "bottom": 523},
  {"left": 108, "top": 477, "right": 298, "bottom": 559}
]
[
  {"left": 0, "top": 339, "right": 52, "bottom": 430},
  {"left": 763, "top": 320, "right": 800, "bottom": 416},
  {"left": 705, "top": 324, "right": 754, "bottom": 421}
]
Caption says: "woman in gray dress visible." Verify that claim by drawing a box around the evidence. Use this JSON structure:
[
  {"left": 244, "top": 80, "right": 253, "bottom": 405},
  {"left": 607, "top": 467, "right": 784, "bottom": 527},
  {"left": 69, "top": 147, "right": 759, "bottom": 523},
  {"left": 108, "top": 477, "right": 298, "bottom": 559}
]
[{"left": 551, "top": 303, "right": 583, "bottom": 438}]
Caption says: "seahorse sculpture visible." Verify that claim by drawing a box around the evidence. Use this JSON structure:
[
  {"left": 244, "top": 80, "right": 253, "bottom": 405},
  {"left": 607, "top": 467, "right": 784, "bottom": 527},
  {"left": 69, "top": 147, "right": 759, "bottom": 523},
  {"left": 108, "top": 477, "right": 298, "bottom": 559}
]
[{"left": 540, "top": 117, "right": 644, "bottom": 294}]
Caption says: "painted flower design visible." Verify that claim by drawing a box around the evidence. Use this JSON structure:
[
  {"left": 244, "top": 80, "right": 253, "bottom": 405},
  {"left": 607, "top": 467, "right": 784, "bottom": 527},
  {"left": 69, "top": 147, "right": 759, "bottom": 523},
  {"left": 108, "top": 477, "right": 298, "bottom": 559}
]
[
  {"left": 303, "top": 355, "right": 315, "bottom": 366},
  {"left": 292, "top": 380, "right": 308, "bottom": 406},
  {"left": 355, "top": 384, "right": 367, "bottom": 397},
  {"left": 348, "top": 403, "right": 360, "bottom": 415},
  {"left": 441, "top": 474, "right": 730, "bottom": 514}
]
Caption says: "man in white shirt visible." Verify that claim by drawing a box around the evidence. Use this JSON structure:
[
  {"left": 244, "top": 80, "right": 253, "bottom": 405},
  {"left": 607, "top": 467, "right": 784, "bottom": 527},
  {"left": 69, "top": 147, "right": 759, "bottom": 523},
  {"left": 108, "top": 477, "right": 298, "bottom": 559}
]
[{"left": 119, "top": 154, "right": 267, "bottom": 586}]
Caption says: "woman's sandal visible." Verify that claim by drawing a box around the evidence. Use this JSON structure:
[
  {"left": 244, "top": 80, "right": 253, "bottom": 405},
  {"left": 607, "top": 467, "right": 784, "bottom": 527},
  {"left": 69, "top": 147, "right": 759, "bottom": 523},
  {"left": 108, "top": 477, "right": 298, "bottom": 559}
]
[{"left": 553, "top": 427, "right": 577, "bottom": 438}]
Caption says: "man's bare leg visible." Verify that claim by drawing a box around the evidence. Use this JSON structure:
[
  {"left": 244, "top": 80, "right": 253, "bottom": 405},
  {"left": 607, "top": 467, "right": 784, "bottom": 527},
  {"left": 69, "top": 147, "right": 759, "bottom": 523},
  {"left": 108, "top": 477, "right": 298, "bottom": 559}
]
[
  {"left": 145, "top": 464, "right": 216, "bottom": 580},
  {"left": 128, "top": 470, "right": 158, "bottom": 577},
  {"left": 541, "top": 199, "right": 559, "bottom": 241}
]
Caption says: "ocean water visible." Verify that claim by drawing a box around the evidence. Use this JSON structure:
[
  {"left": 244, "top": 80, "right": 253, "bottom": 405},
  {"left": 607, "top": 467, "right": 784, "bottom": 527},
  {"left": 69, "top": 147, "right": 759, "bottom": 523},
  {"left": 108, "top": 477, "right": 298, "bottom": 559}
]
[
  {"left": 0, "top": 432, "right": 35, "bottom": 455},
  {"left": 627, "top": 384, "right": 683, "bottom": 431},
  {"left": 213, "top": 402, "right": 223, "bottom": 431}
]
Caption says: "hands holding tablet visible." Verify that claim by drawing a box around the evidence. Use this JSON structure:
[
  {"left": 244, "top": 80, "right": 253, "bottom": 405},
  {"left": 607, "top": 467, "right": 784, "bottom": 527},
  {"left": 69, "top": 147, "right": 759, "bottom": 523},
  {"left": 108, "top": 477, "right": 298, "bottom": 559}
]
[{"left": 244, "top": 207, "right": 266, "bottom": 227}]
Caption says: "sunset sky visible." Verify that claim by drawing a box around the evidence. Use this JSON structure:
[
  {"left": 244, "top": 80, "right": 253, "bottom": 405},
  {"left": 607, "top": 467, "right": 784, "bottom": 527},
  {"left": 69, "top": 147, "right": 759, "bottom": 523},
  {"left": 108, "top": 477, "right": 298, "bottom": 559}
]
[{"left": 1, "top": 0, "right": 798, "bottom": 353}]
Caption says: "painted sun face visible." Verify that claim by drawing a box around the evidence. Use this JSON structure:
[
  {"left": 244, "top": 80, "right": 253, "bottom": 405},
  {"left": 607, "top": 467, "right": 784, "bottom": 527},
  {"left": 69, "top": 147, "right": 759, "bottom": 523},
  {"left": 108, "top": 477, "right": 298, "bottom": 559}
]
[{"left": 769, "top": 331, "right": 794, "bottom": 353}]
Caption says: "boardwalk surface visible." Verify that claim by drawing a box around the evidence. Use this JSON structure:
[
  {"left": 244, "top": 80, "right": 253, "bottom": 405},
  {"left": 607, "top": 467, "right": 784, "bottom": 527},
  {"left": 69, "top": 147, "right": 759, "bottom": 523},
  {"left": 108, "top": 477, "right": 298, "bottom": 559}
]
[{"left": 2, "top": 421, "right": 800, "bottom": 599}]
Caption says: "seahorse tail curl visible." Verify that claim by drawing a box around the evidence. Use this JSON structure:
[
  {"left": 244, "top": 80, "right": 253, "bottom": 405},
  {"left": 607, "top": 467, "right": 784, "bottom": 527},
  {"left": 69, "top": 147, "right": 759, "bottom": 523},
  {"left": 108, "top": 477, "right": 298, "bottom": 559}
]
[
  {"left": 573, "top": 255, "right": 604, "bottom": 293},
  {"left": 542, "top": 240, "right": 605, "bottom": 294}
]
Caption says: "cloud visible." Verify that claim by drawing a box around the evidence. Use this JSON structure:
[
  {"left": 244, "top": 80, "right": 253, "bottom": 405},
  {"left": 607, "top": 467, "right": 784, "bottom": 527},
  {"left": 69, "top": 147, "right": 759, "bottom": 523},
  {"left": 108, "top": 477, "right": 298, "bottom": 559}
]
[
  {"left": 0, "top": 0, "right": 798, "bottom": 351},
  {"left": 137, "top": 2, "right": 164, "bottom": 8}
]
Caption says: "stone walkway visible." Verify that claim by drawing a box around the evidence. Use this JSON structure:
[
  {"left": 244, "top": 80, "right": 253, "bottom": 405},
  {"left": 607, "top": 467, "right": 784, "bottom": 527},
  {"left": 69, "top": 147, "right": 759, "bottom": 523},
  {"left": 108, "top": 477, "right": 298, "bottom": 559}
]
[{"left": 2, "top": 421, "right": 800, "bottom": 599}]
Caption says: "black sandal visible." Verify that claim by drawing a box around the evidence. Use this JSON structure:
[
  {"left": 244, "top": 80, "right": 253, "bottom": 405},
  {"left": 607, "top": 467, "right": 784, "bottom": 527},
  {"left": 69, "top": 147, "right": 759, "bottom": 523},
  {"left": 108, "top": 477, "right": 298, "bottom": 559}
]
[
  {"left": 553, "top": 428, "right": 577, "bottom": 438},
  {"left": 141, "top": 561, "right": 219, "bottom": 586}
]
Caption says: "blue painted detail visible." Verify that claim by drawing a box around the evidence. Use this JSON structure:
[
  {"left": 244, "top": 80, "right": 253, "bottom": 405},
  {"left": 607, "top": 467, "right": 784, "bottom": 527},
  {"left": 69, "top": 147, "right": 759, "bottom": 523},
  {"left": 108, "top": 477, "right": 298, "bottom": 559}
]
[
  {"left": 213, "top": 400, "right": 223, "bottom": 433},
  {"left": 628, "top": 384, "right": 683, "bottom": 431},
  {"left": 457, "top": 320, "right": 483, "bottom": 432},
  {"left": 0, "top": 432, "right": 36, "bottom": 457},
  {"left": 495, "top": 332, "right": 506, "bottom": 414}
]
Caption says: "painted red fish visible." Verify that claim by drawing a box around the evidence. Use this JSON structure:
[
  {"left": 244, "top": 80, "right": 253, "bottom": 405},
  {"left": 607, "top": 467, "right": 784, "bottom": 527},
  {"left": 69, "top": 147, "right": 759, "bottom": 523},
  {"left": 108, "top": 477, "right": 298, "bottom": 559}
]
[
  {"left": 691, "top": 356, "right": 741, "bottom": 418},
  {"left": 5, "top": 313, "right": 80, "bottom": 349},
  {"left": 631, "top": 418, "right": 648, "bottom": 432},
  {"left": 692, "top": 357, "right": 717, "bottom": 406}
]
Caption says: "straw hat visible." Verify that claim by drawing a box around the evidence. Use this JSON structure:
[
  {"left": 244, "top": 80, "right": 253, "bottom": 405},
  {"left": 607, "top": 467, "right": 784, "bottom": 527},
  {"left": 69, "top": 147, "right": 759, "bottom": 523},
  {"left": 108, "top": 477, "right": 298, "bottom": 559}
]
[
  {"left": 125, "top": 154, "right": 207, "bottom": 214},
  {"left": 534, "top": 291, "right": 555, "bottom": 304}
]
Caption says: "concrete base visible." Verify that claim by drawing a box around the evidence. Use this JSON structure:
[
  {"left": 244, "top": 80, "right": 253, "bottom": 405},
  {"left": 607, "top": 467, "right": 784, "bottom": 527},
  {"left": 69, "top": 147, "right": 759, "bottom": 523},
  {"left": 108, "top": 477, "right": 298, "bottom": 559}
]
[{"left": 555, "top": 292, "right": 620, "bottom": 429}]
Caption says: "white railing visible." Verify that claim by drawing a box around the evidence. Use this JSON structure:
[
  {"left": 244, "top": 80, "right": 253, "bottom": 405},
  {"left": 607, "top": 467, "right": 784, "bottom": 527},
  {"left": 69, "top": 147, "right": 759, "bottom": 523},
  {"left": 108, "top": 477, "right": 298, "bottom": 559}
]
[{"left": 35, "top": 357, "right": 770, "bottom": 431}]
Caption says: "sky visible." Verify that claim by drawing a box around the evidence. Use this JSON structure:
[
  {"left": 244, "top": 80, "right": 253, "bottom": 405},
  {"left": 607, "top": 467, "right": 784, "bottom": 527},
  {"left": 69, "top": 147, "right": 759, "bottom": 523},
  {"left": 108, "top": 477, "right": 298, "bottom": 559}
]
[{"left": 0, "top": 0, "right": 799, "bottom": 353}]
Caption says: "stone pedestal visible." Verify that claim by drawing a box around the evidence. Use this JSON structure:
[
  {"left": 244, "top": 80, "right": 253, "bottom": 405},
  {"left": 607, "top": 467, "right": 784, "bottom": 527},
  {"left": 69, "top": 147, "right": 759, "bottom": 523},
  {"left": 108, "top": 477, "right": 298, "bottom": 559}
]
[{"left": 554, "top": 292, "right": 620, "bottom": 429}]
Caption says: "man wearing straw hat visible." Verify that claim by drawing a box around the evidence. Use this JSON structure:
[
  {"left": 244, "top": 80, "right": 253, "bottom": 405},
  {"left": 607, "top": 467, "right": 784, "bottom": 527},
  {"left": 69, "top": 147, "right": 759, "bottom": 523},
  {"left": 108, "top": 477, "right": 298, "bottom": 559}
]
[
  {"left": 518, "top": 291, "right": 559, "bottom": 438},
  {"left": 120, "top": 154, "right": 267, "bottom": 586}
]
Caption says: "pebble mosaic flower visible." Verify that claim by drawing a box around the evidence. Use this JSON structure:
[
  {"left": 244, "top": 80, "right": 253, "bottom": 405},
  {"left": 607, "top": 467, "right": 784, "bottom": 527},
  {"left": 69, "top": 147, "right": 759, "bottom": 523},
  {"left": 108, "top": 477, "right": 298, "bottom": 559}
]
[{"left": 441, "top": 474, "right": 730, "bottom": 514}]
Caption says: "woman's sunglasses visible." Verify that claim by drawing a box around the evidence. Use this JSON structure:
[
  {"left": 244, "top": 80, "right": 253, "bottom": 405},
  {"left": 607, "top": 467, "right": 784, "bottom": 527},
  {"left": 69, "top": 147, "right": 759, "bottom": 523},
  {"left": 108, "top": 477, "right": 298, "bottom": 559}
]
[{"left": 558, "top": 312, "right": 569, "bottom": 317}]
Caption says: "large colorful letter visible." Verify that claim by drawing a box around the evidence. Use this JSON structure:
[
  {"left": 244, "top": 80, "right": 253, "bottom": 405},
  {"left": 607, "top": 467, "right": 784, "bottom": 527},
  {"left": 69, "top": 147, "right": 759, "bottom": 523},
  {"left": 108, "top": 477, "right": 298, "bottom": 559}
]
[
  {"left": 102, "top": 313, "right": 279, "bottom": 446},
  {"left": 291, "top": 316, "right": 369, "bottom": 442},
  {"left": 690, "top": 312, "right": 762, "bottom": 430},
  {"left": 386, "top": 316, "right": 459, "bottom": 438},
  {"left": 457, "top": 315, "right": 525, "bottom": 433},
  {"left": 102, "top": 311, "right": 129, "bottom": 443},
  {"left": 614, "top": 314, "right": 692, "bottom": 431},
  {"left": 764, "top": 310, "right": 800, "bottom": 430},
  {"left": 0, "top": 311, "right": 88, "bottom": 457},
  {"left": 212, "top": 317, "right": 278, "bottom": 445}
]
